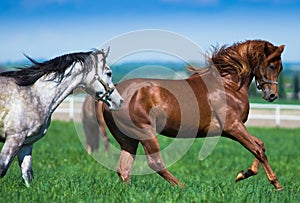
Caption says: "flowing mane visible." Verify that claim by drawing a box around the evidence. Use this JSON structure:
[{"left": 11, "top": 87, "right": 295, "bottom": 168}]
[
  {"left": 189, "top": 40, "right": 278, "bottom": 81},
  {"left": 0, "top": 51, "right": 94, "bottom": 86}
]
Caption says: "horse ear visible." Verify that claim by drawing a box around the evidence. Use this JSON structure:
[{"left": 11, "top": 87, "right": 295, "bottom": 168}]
[
  {"left": 264, "top": 42, "right": 270, "bottom": 55},
  {"left": 105, "top": 46, "right": 110, "bottom": 57},
  {"left": 278, "top": 45, "right": 285, "bottom": 53},
  {"left": 265, "top": 44, "right": 285, "bottom": 61}
]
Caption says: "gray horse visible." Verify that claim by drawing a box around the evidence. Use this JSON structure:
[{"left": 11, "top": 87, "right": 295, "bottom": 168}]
[{"left": 0, "top": 49, "right": 123, "bottom": 186}]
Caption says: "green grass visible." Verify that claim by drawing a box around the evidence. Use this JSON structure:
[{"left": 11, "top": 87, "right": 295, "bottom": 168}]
[{"left": 0, "top": 121, "right": 299, "bottom": 202}]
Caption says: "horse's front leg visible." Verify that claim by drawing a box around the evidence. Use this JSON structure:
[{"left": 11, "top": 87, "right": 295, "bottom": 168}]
[
  {"left": 116, "top": 136, "right": 139, "bottom": 183},
  {"left": 17, "top": 145, "right": 34, "bottom": 187},
  {"left": 117, "top": 149, "right": 136, "bottom": 183},
  {"left": 225, "top": 122, "right": 283, "bottom": 190},
  {"left": 236, "top": 135, "right": 263, "bottom": 182},
  {"left": 236, "top": 159, "right": 260, "bottom": 181},
  {"left": 0, "top": 133, "right": 26, "bottom": 179}
]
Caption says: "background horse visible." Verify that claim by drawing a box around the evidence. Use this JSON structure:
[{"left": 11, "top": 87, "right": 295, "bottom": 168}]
[
  {"left": 0, "top": 49, "right": 123, "bottom": 187},
  {"left": 82, "top": 96, "right": 109, "bottom": 154},
  {"left": 102, "top": 40, "right": 285, "bottom": 190}
]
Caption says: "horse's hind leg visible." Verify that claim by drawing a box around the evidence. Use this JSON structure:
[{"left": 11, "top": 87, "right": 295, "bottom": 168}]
[
  {"left": 95, "top": 101, "right": 110, "bottom": 152},
  {"left": 17, "top": 145, "right": 34, "bottom": 187},
  {"left": 83, "top": 116, "right": 100, "bottom": 155},
  {"left": 102, "top": 129, "right": 109, "bottom": 152},
  {"left": 98, "top": 118, "right": 109, "bottom": 152},
  {"left": 141, "top": 136, "right": 184, "bottom": 187},
  {"left": 236, "top": 135, "right": 262, "bottom": 182}
]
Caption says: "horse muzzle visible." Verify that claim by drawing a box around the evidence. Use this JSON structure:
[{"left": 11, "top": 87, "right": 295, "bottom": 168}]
[
  {"left": 96, "top": 91, "right": 124, "bottom": 110},
  {"left": 262, "top": 88, "right": 278, "bottom": 102}
]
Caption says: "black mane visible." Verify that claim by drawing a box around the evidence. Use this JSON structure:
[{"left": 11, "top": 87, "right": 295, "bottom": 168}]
[{"left": 0, "top": 51, "right": 93, "bottom": 86}]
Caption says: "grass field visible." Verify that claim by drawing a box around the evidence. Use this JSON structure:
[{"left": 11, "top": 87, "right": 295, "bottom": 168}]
[{"left": 0, "top": 121, "right": 299, "bottom": 202}]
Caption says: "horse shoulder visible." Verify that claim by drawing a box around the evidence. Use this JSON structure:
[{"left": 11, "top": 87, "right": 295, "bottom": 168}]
[
  {"left": 2, "top": 85, "right": 45, "bottom": 139},
  {"left": 223, "top": 86, "right": 250, "bottom": 129}
]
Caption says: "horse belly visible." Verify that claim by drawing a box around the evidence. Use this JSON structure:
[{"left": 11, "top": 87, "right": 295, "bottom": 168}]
[
  {"left": 158, "top": 103, "right": 212, "bottom": 139},
  {"left": 160, "top": 118, "right": 211, "bottom": 139}
]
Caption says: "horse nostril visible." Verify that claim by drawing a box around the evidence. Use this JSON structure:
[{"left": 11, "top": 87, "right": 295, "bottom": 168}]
[
  {"left": 118, "top": 99, "right": 124, "bottom": 108},
  {"left": 269, "top": 93, "right": 277, "bottom": 100}
]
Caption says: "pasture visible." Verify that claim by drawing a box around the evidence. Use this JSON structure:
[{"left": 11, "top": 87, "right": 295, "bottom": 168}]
[{"left": 0, "top": 120, "right": 299, "bottom": 202}]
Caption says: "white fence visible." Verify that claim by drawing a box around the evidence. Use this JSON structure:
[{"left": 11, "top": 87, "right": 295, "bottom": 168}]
[
  {"left": 248, "top": 103, "right": 300, "bottom": 127},
  {"left": 53, "top": 96, "right": 300, "bottom": 128},
  {"left": 52, "top": 96, "right": 85, "bottom": 121}
]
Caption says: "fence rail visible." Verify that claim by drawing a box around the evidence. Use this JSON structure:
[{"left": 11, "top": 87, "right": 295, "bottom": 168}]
[
  {"left": 248, "top": 103, "right": 300, "bottom": 127},
  {"left": 53, "top": 96, "right": 300, "bottom": 127}
]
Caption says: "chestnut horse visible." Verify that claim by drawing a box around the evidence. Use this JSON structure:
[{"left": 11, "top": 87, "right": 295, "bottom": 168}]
[{"left": 102, "top": 40, "right": 285, "bottom": 190}]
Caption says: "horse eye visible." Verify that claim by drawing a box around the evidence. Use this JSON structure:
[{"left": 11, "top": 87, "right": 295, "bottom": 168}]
[{"left": 269, "top": 63, "right": 275, "bottom": 70}]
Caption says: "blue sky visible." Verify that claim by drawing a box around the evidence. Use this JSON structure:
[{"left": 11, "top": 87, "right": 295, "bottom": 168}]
[{"left": 0, "top": 0, "right": 299, "bottom": 63}]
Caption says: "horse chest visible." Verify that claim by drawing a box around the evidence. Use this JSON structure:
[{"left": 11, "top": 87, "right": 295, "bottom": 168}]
[{"left": 22, "top": 105, "right": 50, "bottom": 145}]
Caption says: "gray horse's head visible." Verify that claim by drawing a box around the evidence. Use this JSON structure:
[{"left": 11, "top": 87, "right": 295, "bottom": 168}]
[{"left": 82, "top": 49, "right": 123, "bottom": 110}]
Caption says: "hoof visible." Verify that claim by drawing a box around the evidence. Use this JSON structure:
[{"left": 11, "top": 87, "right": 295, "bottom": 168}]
[
  {"left": 275, "top": 185, "right": 284, "bottom": 191},
  {"left": 178, "top": 181, "right": 185, "bottom": 188},
  {"left": 86, "top": 145, "right": 92, "bottom": 155},
  {"left": 22, "top": 169, "right": 34, "bottom": 187},
  {"left": 235, "top": 170, "right": 245, "bottom": 182},
  {"left": 120, "top": 175, "right": 131, "bottom": 184}
]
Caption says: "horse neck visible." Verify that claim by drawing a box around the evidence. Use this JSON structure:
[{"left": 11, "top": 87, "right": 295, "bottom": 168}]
[
  {"left": 223, "top": 42, "right": 265, "bottom": 90},
  {"left": 239, "top": 73, "right": 255, "bottom": 91},
  {"left": 220, "top": 69, "right": 255, "bottom": 94},
  {"left": 32, "top": 62, "right": 84, "bottom": 116}
]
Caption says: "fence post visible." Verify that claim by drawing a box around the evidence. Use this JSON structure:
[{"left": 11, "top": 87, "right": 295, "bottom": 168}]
[{"left": 275, "top": 105, "right": 280, "bottom": 127}]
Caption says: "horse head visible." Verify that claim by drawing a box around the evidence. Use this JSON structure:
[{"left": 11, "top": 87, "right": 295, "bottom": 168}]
[
  {"left": 254, "top": 43, "right": 285, "bottom": 102},
  {"left": 83, "top": 48, "right": 123, "bottom": 110}
]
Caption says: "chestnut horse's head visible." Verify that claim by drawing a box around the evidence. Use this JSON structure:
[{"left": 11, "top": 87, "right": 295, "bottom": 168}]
[{"left": 254, "top": 43, "right": 285, "bottom": 102}]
